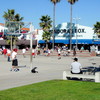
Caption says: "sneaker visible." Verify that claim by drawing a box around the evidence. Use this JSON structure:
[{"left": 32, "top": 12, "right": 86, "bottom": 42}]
[
  {"left": 58, "top": 57, "right": 61, "bottom": 59},
  {"left": 17, "top": 69, "right": 19, "bottom": 71},
  {"left": 14, "top": 69, "right": 19, "bottom": 72}
]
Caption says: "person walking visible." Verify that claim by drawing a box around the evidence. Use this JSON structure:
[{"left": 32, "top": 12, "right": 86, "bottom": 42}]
[
  {"left": 7, "top": 48, "right": 11, "bottom": 62},
  {"left": 32, "top": 48, "right": 36, "bottom": 58},
  {"left": 58, "top": 47, "right": 61, "bottom": 59},
  {"left": 73, "top": 46, "right": 76, "bottom": 57},
  {"left": 10, "top": 49, "right": 19, "bottom": 72},
  {"left": 22, "top": 48, "right": 26, "bottom": 58},
  {"left": 3, "top": 48, "right": 7, "bottom": 57},
  {"left": 47, "top": 49, "right": 51, "bottom": 56},
  {"left": 80, "top": 46, "right": 84, "bottom": 53}
]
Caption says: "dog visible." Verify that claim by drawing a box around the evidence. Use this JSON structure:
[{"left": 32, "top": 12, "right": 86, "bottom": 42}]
[{"left": 31, "top": 67, "right": 38, "bottom": 73}]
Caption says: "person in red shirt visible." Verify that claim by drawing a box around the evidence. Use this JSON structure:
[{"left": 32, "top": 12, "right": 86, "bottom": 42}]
[{"left": 3, "top": 48, "right": 7, "bottom": 57}]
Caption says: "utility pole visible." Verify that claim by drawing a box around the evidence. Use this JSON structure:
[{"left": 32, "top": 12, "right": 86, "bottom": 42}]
[
  {"left": 52, "top": 3, "right": 55, "bottom": 50},
  {"left": 70, "top": 4, "right": 72, "bottom": 51},
  {"left": 30, "top": 23, "right": 34, "bottom": 71},
  {"left": 73, "top": 17, "right": 80, "bottom": 50}
]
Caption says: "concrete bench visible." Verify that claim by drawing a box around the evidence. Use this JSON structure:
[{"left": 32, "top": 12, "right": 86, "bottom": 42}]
[{"left": 63, "top": 71, "right": 100, "bottom": 83}]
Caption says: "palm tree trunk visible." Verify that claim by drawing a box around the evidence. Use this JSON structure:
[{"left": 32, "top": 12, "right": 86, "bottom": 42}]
[
  {"left": 52, "top": 4, "right": 56, "bottom": 50},
  {"left": 70, "top": 4, "right": 72, "bottom": 50},
  {"left": 11, "top": 35, "right": 13, "bottom": 51},
  {"left": 46, "top": 42, "right": 48, "bottom": 50}
]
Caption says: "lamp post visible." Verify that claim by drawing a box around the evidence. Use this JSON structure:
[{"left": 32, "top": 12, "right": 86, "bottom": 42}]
[{"left": 73, "top": 17, "right": 80, "bottom": 50}]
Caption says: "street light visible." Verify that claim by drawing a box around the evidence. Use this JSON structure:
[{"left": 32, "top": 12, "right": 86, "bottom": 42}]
[{"left": 73, "top": 17, "right": 80, "bottom": 50}]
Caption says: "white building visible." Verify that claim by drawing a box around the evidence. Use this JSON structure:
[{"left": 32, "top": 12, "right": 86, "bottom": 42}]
[
  {"left": 38, "top": 22, "right": 100, "bottom": 45},
  {"left": 0, "top": 23, "right": 8, "bottom": 32}
]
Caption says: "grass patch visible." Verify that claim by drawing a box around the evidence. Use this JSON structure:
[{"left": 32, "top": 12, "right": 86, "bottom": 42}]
[{"left": 0, "top": 80, "right": 100, "bottom": 100}]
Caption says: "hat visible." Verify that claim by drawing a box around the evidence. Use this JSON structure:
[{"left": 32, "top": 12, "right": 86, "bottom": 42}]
[
  {"left": 73, "top": 58, "right": 78, "bottom": 61},
  {"left": 13, "top": 48, "right": 17, "bottom": 52}
]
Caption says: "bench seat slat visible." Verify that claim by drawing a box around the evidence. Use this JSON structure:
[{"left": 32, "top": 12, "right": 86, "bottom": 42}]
[{"left": 66, "top": 74, "right": 95, "bottom": 79}]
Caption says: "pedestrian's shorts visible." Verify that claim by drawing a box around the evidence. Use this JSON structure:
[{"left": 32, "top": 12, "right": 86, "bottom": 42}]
[{"left": 12, "top": 59, "right": 18, "bottom": 66}]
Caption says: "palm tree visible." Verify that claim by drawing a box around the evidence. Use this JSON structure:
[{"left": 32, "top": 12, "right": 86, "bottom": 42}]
[
  {"left": 3, "top": 9, "right": 24, "bottom": 31},
  {"left": 3, "top": 9, "right": 23, "bottom": 21},
  {"left": 39, "top": 15, "right": 52, "bottom": 49},
  {"left": 50, "top": 0, "right": 60, "bottom": 50},
  {"left": 67, "top": 0, "right": 78, "bottom": 50},
  {"left": 3, "top": 9, "right": 14, "bottom": 21},
  {"left": 39, "top": 15, "right": 52, "bottom": 31},
  {"left": 3, "top": 9, "right": 24, "bottom": 50},
  {"left": 94, "top": 22, "right": 100, "bottom": 34},
  {"left": 94, "top": 22, "right": 100, "bottom": 38}
]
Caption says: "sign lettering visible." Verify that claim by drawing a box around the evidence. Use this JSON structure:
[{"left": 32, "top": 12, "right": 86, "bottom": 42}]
[{"left": 49, "top": 28, "right": 86, "bottom": 34}]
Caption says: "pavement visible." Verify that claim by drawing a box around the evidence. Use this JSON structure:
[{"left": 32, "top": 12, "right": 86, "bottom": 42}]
[{"left": 0, "top": 53, "right": 100, "bottom": 91}]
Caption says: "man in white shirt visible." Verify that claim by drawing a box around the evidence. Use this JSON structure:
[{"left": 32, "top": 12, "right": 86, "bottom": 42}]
[{"left": 71, "top": 58, "right": 82, "bottom": 74}]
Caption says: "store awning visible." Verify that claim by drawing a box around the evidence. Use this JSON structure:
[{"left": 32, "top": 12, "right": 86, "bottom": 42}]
[
  {"left": 38, "top": 39, "right": 97, "bottom": 44},
  {"left": 73, "top": 39, "right": 93, "bottom": 44},
  {"left": 38, "top": 39, "right": 69, "bottom": 44},
  {"left": 0, "top": 40, "right": 37, "bottom": 46},
  {"left": 93, "top": 39, "right": 100, "bottom": 44}
]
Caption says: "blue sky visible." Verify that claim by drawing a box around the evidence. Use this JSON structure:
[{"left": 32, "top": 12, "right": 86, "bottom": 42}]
[{"left": 0, "top": 0, "right": 100, "bottom": 29}]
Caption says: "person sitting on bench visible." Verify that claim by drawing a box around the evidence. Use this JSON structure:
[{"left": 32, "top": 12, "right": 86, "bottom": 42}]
[{"left": 71, "top": 58, "right": 83, "bottom": 74}]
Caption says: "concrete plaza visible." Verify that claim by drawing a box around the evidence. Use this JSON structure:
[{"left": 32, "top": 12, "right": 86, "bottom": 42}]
[{"left": 0, "top": 54, "right": 100, "bottom": 90}]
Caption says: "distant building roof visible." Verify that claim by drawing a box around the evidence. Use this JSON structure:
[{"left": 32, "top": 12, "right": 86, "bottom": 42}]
[
  {"left": 0, "top": 23, "right": 30, "bottom": 31},
  {"left": 0, "top": 40, "right": 8, "bottom": 45},
  {"left": 0, "top": 23, "right": 4, "bottom": 26},
  {"left": 16, "top": 40, "right": 37, "bottom": 45},
  {"left": 21, "top": 28, "right": 30, "bottom": 31}
]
